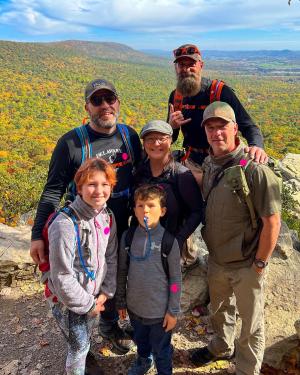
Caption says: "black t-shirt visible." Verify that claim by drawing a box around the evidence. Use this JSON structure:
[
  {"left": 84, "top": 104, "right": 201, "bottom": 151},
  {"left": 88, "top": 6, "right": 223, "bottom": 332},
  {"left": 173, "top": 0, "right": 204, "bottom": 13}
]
[
  {"left": 32, "top": 124, "right": 142, "bottom": 240},
  {"left": 167, "top": 77, "right": 263, "bottom": 150}
]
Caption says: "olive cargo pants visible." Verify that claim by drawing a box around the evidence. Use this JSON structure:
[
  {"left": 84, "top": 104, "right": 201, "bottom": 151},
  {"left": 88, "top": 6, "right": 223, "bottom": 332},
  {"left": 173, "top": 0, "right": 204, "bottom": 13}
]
[{"left": 207, "top": 259, "right": 265, "bottom": 375}]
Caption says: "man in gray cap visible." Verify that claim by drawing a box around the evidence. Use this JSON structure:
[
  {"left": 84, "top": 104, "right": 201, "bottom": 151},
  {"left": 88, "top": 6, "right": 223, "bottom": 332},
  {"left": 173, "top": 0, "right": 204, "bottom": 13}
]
[
  {"left": 190, "top": 101, "right": 281, "bottom": 374},
  {"left": 30, "top": 79, "right": 142, "bottom": 365},
  {"left": 167, "top": 42, "right": 268, "bottom": 270}
]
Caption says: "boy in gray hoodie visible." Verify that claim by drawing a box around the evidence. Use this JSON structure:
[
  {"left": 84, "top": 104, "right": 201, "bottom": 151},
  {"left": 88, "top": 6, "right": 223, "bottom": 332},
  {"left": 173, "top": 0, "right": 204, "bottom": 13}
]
[
  {"left": 116, "top": 185, "right": 182, "bottom": 375},
  {"left": 47, "top": 158, "right": 118, "bottom": 375}
]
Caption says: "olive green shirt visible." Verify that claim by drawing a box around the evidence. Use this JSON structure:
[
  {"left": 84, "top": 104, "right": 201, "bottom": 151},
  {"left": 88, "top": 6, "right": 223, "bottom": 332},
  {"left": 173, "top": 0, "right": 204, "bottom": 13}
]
[{"left": 202, "top": 142, "right": 281, "bottom": 268}]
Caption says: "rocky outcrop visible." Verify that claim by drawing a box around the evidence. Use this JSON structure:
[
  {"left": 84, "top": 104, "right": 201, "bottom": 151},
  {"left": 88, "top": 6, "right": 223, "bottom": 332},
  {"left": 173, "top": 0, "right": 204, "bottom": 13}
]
[
  {"left": 0, "top": 223, "right": 34, "bottom": 289},
  {"left": 280, "top": 153, "right": 300, "bottom": 218},
  {"left": 181, "top": 225, "right": 209, "bottom": 312}
]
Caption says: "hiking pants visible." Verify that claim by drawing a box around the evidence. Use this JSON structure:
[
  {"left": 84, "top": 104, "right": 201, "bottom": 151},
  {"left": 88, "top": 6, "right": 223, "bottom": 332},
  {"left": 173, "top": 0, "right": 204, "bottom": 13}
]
[
  {"left": 130, "top": 317, "right": 173, "bottom": 375},
  {"left": 207, "top": 258, "right": 265, "bottom": 375},
  {"left": 52, "top": 303, "right": 97, "bottom": 375}
]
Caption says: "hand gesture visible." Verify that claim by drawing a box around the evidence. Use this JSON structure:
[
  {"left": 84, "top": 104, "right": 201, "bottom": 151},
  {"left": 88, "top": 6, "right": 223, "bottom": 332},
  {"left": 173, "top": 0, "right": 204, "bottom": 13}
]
[
  {"left": 163, "top": 312, "right": 177, "bottom": 332},
  {"left": 169, "top": 104, "right": 191, "bottom": 129}
]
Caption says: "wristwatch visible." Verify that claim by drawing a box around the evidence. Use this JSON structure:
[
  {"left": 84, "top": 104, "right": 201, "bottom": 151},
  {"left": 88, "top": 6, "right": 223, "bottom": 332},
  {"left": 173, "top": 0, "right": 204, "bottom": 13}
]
[{"left": 254, "top": 258, "right": 268, "bottom": 269}]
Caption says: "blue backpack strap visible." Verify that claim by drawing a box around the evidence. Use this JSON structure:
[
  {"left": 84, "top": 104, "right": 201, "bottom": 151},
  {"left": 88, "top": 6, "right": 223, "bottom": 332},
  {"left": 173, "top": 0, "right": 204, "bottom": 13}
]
[
  {"left": 67, "top": 126, "right": 92, "bottom": 201},
  {"left": 61, "top": 206, "right": 95, "bottom": 281},
  {"left": 117, "top": 124, "right": 135, "bottom": 165},
  {"left": 75, "top": 125, "right": 92, "bottom": 164},
  {"left": 124, "top": 225, "right": 173, "bottom": 279}
]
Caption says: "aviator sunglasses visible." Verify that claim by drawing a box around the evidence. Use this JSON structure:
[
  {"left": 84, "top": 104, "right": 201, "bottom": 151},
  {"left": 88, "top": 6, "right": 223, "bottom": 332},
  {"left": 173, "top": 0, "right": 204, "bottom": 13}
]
[
  {"left": 173, "top": 46, "right": 201, "bottom": 58},
  {"left": 89, "top": 93, "right": 118, "bottom": 106}
]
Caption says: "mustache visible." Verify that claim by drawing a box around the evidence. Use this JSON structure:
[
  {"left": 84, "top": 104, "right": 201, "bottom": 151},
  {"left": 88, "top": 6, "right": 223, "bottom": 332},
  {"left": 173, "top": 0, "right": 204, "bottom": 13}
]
[{"left": 178, "top": 72, "right": 197, "bottom": 80}]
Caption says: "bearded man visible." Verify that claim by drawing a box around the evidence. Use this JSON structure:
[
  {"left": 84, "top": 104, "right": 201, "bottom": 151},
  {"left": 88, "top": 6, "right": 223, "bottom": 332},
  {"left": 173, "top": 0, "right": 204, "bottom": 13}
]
[
  {"left": 168, "top": 44, "right": 267, "bottom": 167},
  {"left": 30, "top": 79, "right": 142, "bottom": 366},
  {"left": 167, "top": 43, "right": 267, "bottom": 269}
]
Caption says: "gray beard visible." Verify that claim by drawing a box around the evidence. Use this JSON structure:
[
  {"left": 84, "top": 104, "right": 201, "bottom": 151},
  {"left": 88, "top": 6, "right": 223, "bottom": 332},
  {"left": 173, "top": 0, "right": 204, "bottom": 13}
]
[
  {"left": 91, "top": 114, "right": 118, "bottom": 130},
  {"left": 176, "top": 75, "right": 201, "bottom": 97}
]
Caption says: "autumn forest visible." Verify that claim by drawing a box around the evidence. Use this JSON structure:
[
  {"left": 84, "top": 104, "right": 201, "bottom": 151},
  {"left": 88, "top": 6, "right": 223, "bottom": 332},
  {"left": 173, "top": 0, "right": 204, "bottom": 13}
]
[{"left": 0, "top": 40, "right": 299, "bottom": 224}]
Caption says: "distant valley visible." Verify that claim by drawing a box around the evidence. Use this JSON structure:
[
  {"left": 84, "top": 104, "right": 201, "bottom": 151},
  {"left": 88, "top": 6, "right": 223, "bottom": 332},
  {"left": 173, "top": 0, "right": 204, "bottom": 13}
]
[{"left": 0, "top": 39, "right": 299, "bottom": 224}]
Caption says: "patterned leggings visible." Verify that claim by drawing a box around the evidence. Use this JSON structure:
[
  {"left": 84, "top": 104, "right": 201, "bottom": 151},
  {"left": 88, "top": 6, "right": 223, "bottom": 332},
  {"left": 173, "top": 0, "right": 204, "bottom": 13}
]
[{"left": 52, "top": 303, "right": 97, "bottom": 375}]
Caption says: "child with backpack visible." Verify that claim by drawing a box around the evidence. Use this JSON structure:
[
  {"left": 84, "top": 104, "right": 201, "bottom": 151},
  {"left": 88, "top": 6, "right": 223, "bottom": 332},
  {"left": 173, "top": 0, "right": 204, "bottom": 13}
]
[
  {"left": 46, "top": 157, "right": 118, "bottom": 375},
  {"left": 116, "top": 184, "right": 182, "bottom": 375}
]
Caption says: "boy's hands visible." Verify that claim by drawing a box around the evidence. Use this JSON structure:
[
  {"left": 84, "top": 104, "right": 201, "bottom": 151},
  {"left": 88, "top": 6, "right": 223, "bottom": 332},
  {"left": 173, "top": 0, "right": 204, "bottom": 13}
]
[
  {"left": 88, "top": 294, "right": 107, "bottom": 317},
  {"left": 118, "top": 309, "right": 127, "bottom": 320},
  {"left": 163, "top": 312, "right": 177, "bottom": 332},
  {"left": 96, "top": 293, "right": 107, "bottom": 307}
]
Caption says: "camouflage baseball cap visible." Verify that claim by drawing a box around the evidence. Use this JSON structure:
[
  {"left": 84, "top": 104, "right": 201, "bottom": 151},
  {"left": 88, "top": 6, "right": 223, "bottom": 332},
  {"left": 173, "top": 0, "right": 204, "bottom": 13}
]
[
  {"left": 173, "top": 44, "right": 202, "bottom": 63},
  {"left": 84, "top": 79, "right": 118, "bottom": 102},
  {"left": 201, "top": 101, "right": 236, "bottom": 127}
]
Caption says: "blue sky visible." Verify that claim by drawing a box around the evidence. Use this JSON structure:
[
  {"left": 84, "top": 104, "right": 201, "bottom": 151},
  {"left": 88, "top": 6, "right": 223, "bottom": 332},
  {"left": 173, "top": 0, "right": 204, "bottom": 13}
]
[{"left": 0, "top": 0, "right": 299, "bottom": 51}]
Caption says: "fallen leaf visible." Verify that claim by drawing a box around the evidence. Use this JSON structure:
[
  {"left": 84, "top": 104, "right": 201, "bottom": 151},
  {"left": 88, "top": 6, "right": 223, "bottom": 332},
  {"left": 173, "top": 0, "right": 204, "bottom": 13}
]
[{"left": 99, "top": 346, "right": 111, "bottom": 356}]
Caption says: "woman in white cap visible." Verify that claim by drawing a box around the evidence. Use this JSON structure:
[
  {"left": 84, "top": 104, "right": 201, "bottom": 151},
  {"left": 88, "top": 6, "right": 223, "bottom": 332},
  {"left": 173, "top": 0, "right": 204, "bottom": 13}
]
[{"left": 133, "top": 120, "right": 203, "bottom": 267}]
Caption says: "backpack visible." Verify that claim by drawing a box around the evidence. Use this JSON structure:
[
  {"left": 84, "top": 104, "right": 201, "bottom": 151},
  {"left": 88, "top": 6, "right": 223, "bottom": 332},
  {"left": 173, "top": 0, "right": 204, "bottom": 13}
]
[
  {"left": 173, "top": 79, "right": 225, "bottom": 112},
  {"left": 223, "top": 157, "right": 282, "bottom": 230},
  {"left": 39, "top": 205, "right": 113, "bottom": 304},
  {"left": 172, "top": 79, "right": 225, "bottom": 162},
  {"left": 67, "top": 123, "right": 135, "bottom": 201},
  {"left": 124, "top": 225, "right": 175, "bottom": 279}
]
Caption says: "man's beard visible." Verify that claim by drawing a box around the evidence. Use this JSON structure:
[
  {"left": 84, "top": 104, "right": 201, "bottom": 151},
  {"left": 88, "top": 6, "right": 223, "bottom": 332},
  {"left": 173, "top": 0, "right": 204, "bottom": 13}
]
[
  {"left": 91, "top": 112, "right": 118, "bottom": 130},
  {"left": 176, "top": 73, "right": 201, "bottom": 97}
]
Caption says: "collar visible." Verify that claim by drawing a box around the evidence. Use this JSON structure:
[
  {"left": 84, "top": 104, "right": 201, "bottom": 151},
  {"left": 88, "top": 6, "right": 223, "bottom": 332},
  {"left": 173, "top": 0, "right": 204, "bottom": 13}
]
[
  {"left": 70, "top": 195, "right": 105, "bottom": 221},
  {"left": 208, "top": 138, "right": 246, "bottom": 167}
]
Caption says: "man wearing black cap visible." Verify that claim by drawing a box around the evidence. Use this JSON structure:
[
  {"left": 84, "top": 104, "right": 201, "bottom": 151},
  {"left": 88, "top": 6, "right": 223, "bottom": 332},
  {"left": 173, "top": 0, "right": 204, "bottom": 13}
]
[
  {"left": 167, "top": 43, "right": 268, "bottom": 268},
  {"left": 30, "top": 79, "right": 142, "bottom": 363}
]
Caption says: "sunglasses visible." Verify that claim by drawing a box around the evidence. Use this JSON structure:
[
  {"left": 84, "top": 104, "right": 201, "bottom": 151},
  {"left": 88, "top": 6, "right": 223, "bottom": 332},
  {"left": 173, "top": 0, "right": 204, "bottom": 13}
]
[
  {"left": 89, "top": 94, "right": 117, "bottom": 106},
  {"left": 173, "top": 46, "right": 201, "bottom": 58}
]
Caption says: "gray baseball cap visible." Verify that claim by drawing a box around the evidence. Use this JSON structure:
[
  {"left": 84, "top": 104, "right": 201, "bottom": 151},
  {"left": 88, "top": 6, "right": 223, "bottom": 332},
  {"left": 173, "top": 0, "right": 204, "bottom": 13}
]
[
  {"left": 201, "top": 101, "right": 236, "bottom": 127},
  {"left": 84, "top": 79, "right": 118, "bottom": 102},
  {"left": 140, "top": 120, "right": 173, "bottom": 139}
]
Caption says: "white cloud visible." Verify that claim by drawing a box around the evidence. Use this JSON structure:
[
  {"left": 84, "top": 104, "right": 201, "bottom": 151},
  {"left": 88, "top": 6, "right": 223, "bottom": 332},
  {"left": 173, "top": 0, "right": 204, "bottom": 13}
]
[{"left": 0, "top": 0, "right": 299, "bottom": 36}]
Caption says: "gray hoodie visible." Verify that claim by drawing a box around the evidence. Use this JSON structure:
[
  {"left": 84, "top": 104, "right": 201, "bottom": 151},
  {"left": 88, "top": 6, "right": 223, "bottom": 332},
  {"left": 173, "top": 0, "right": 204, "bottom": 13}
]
[{"left": 48, "top": 195, "right": 118, "bottom": 315}]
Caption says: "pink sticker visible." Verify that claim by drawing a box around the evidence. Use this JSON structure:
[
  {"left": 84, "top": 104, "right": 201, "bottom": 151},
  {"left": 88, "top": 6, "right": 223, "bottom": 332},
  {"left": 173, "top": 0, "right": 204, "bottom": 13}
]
[
  {"left": 104, "top": 227, "right": 110, "bottom": 235},
  {"left": 122, "top": 153, "right": 128, "bottom": 161},
  {"left": 239, "top": 159, "right": 247, "bottom": 167},
  {"left": 170, "top": 283, "right": 179, "bottom": 293}
]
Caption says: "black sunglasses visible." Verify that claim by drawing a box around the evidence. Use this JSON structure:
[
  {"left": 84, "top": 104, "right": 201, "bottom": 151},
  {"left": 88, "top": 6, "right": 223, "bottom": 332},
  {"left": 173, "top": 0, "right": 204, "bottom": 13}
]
[
  {"left": 173, "top": 46, "right": 201, "bottom": 58},
  {"left": 89, "top": 94, "right": 117, "bottom": 106}
]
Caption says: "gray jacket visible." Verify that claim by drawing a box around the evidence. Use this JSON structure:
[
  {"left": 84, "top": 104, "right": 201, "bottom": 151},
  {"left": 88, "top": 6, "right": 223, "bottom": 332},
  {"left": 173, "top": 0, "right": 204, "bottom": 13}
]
[
  {"left": 48, "top": 195, "right": 118, "bottom": 314},
  {"left": 116, "top": 223, "right": 181, "bottom": 320}
]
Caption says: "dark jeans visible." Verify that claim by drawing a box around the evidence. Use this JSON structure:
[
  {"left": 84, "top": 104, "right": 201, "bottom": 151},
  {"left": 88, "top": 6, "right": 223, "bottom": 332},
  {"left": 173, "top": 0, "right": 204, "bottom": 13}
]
[{"left": 131, "top": 317, "right": 173, "bottom": 375}]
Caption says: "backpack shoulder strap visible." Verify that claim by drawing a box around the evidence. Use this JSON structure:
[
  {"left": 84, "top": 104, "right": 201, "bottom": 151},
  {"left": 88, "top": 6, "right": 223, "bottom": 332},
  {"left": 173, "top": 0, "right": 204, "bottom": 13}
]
[
  {"left": 224, "top": 159, "right": 257, "bottom": 230},
  {"left": 75, "top": 125, "right": 92, "bottom": 164},
  {"left": 210, "top": 79, "right": 225, "bottom": 103},
  {"left": 124, "top": 225, "right": 137, "bottom": 268},
  {"left": 173, "top": 90, "right": 183, "bottom": 112},
  {"left": 161, "top": 230, "right": 175, "bottom": 280},
  {"left": 117, "top": 124, "right": 135, "bottom": 165},
  {"left": 67, "top": 126, "right": 92, "bottom": 201}
]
